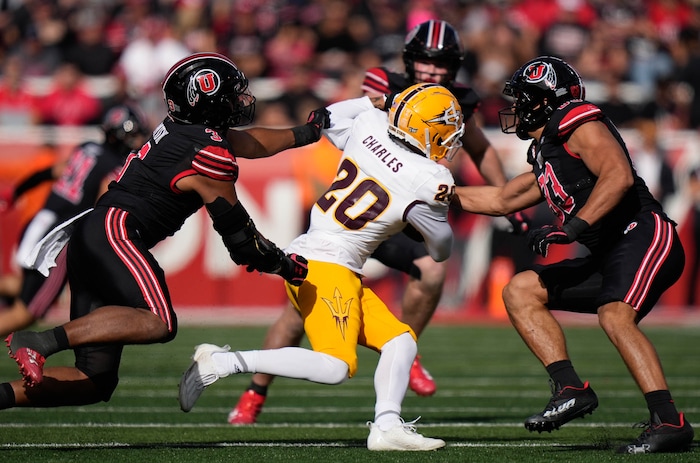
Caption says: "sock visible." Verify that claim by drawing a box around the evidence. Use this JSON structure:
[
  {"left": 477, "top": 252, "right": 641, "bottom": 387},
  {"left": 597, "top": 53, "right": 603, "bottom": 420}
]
[
  {"left": 248, "top": 380, "right": 268, "bottom": 396},
  {"left": 374, "top": 404, "right": 401, "bottom": 431},
  {"left": 212, "top": 351, "right": 249, "bottom": 376},
  {"left": 10, "top": 327, "right": 69, "bottom": 358},
  {"left": 645, "top": 390, "right": 680, "bottom": 425},
  {"left": 0, "top": 383, "right": 15, "bottom": 410},
  {"left": 373, "top": 333, "right": 416, "bottom": 431},
  {"left": 545, "top": 360, "right": 584, "bottom": 389}
]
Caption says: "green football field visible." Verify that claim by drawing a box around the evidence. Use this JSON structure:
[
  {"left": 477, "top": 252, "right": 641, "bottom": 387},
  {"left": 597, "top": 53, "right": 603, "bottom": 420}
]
[{"left": 0, "top": 322, "right": 698, "bottom": 462}]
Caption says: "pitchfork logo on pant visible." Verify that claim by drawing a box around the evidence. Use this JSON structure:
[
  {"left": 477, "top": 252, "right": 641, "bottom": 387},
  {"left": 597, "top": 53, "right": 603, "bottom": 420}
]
[
  {"left": 322, "top": 288, "right": 352, "bottom": 340},
  {"left": 187, "top": 69, "right": 221, "bottom": 107}
]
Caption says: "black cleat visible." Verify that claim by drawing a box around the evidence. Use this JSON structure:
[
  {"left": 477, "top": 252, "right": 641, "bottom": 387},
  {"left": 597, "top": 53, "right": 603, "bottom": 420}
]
[
  {"left": 617, "top": 412, "right": 694, "bottom": 454},
  {"left": 525, "top": 380, "right": 598, "bottom": 433}
]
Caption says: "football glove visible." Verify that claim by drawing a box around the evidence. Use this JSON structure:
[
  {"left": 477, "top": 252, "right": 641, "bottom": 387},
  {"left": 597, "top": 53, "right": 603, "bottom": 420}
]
[
  {"left": 291, "top": 107, "right": 330, "bottom": 147},
  {"left": 278, "top": 253, "right": 308, "bottom": 286},
  {"left": 244, "top": 249, "right": 308, "bottom": 286},
  {"left": 526, "top": 216, "right": 589, "bottom": 257},
  {"left": 506, "top": 211, "right": 530, "bottom": 235}
]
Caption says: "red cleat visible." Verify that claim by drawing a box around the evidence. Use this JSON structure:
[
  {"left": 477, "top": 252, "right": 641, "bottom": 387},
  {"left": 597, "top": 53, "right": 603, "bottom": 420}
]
[
  {"left": 228, "top": 389, "right": 266, "bottom": 424},
  {"left": 409, "top": 355, "right": 436, "bottom": 396},
  {"left": 6, "top": 333, "right": 45, "bottom": 387}
]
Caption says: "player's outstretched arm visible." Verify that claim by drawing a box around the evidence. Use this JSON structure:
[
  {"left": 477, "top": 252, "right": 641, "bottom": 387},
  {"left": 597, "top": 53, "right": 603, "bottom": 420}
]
[
  {"left": 455, "top": 172, "right": 542, "bottom": 216},
  {"left": 228, "top": 108, "right": 330, "bottom": 159}
]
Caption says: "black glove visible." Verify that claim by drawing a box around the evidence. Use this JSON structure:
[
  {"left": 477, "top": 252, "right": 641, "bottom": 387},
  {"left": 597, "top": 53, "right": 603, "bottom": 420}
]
[
  {"left": 526, "top": 216, "right": 589, "bottom": 257},
  {"left": 237, "top": 231, "right": 286, "bottom": 273},
  {"left": 506, "top": 211, "right": 531, "bottom": 235},
  {"left": 245, "top": 246, "right": 308, "bottom": 286},
  {"left": 291, "top": 107, "right": 330, "bottom": 147},
  {"left": 278, "top": 253, "right": 308, "bottom": 286}
]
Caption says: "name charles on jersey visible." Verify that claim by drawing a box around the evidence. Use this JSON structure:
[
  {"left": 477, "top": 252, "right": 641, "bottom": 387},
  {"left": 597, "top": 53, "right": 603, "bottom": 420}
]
[{"left": 362, "top": 135, "right": 403, "bottom": 173}]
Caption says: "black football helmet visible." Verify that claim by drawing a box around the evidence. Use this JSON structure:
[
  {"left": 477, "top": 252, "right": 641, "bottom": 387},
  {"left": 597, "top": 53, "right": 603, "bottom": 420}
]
[
  {"left": 498, "top": 56, "right": 585, "bottom": 140},
  {"left": 403, "top": 20, "right": 464, "bottom": 86},
  {"left": 162, "top": 52, "right": 255, "bottom": 129},
  {"left": 101, "top": 104, "right": 148, "bottom": 152}
]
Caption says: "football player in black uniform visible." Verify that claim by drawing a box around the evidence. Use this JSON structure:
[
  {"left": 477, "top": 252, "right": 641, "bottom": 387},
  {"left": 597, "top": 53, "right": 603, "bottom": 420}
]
[
  {"left": 1, "top": 53, "right": 324, "bottom": 410},
  {"left": 227, "top": 19, "right": 526, "bottom": 424},
  {"left": 455, "top": 56, "right": 694, "bottom": 454},
  {"left": 0, "top": 104, "right": 148, "bottom": 337}
]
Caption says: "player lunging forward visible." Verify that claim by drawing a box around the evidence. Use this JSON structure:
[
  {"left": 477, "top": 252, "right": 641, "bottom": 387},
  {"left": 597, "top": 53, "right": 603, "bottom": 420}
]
[{"left": 180, "top": 83, "right": 463, "bottom": 451}]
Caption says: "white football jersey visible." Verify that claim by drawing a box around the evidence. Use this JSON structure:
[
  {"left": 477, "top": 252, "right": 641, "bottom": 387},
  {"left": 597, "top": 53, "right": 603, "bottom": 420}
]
[{"left": 287, "top": 97, "right": 455, "bottom": 275}]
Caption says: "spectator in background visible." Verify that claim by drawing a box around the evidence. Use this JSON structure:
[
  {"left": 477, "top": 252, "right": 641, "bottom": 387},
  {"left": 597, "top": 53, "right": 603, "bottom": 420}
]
[
  {"left": 35, "top": 62, "right": 102, "bottom": 126},
  {"left": 264, "top": 21, "right": 317, "bottom": 79},
  {"left": 687, "top": 166, "right": 700, "bottom": 307},
  {"left": 630, "top": 118, "right": 676, "bottom": 205},
  {"left": 116, "top": 14, "right": 190, "bottom": 128},
  {"left": 678, "top": 26, "right": 700, "bottom": 129},
  {"left": 313, "top": 0, "right": 361, "bottom": 79},
  {"left": 537, "top": 0, "right": 594, "bottom": 62},
  {"left": 597, "top": 75, "right": 636, "bottom": 129},
  {"left": 0, "top": 55, "right": 39, "bottom": 126},
  {"left": 63, "top": 8, "right": 118, "bottom": 76},
  {"left": 269, "top": 64, "right": 325, "bottom": 123}
]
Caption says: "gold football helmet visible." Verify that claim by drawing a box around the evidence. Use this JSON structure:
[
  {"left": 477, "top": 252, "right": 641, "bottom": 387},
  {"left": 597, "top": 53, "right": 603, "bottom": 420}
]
[{"left": 387, "top": 83, "right": 465, "bottom": 161}]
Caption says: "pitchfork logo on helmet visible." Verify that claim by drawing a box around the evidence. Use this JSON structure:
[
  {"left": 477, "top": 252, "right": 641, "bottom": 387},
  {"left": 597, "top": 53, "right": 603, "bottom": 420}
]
[{"left": 388, "top": 83, "right": 465, "bottom": 162}]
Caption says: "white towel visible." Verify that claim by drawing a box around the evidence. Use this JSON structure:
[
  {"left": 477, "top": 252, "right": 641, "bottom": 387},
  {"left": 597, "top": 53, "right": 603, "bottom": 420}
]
[{"left": 24, "top": 208, "right": 93, "bottom": 276}]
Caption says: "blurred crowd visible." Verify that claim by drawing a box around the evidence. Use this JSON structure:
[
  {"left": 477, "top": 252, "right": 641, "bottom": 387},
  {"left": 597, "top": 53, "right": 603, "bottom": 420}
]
[
  {"left": 1, "top": 0, "right": 700, "bottom": 307},
  {"left": 1, "top": 0, "right": 700, "bottom": 131}
]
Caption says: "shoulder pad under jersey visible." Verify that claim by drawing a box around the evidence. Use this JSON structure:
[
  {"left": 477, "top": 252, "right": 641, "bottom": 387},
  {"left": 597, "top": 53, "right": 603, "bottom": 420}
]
[
  {"left": 188, "top": 126, "right": 238, "bottom": 182},
  {"left": 546, "top": 100, "right": 603, "bottom": 140}
]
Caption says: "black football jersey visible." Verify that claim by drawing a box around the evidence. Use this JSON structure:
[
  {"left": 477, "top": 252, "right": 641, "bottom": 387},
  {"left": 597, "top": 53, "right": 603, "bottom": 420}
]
[
  {"left": 44, "top": 141, "right": 125, "bottom": 223},
  {"left": 98, "top": 118, "right": 238, "bottom": 248},
  {"left": 362, "top": 67, "right": 481, "bottom": 120},
  {"left": 527, "top": 100, "right": 663, "bottom": 252}
]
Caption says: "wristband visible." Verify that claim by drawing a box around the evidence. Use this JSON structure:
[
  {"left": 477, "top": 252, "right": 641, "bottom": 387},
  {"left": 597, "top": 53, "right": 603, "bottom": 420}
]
[
  {"left": 562, "top": 216, "right": 590, "bottom": 240},
  {"left": 291, "top": 125, "right": 316, "bottom": 148}
]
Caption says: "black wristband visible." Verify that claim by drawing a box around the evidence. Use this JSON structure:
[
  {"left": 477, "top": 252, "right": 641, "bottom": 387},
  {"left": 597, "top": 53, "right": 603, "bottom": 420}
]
[
  {"left": 563, "top": 216, "right": 590, "bottom": 240},
  {"left": 291, "top": 125, "right": 316, "bottom": 148}
]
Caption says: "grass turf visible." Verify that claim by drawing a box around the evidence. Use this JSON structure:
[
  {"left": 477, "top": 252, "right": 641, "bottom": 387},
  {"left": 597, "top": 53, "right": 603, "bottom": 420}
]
[{"left": 0, "top": 322, "right": 697, "bottom": 462}]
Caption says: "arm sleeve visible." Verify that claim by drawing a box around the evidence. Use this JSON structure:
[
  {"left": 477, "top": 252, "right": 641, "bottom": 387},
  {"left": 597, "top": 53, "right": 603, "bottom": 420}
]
[{"left": 405, "top": 202, "right": 453, "bottom": 262}]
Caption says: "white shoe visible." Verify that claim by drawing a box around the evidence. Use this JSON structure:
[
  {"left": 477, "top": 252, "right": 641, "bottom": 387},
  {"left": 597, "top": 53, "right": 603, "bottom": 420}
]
[
  {"left": 178, "top": 343, "right": 231, "bottom": 412},
  {"left": 366, "top": 417, "right": 445, "bottom": 451}
]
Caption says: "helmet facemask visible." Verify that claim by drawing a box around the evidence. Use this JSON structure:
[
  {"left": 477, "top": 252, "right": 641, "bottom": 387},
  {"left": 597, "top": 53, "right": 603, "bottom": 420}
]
[{"left": 499, "top": 84, "right": 553, "bottom": 140}]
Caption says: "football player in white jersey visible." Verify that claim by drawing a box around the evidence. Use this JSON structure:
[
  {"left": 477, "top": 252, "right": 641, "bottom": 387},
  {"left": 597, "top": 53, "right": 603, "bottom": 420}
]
[{"left": 179, "top": 83, "right": 463, "bottom": 451}]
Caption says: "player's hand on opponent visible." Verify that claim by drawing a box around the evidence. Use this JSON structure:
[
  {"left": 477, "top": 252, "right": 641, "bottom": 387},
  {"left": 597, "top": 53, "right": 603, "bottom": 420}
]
[
  {"left": 277, "top": 253, "right": 308, "bottom": 286},
  {"left": 292, "top": 108, "right": 330, "bottom": 147},
  {"left": 240, "top": 233, "right": 308, "bottom": 286},
  {"left": 305, "top": 108, "right": 330, "bottom": 140}
]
